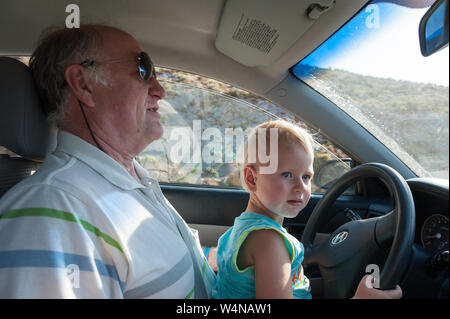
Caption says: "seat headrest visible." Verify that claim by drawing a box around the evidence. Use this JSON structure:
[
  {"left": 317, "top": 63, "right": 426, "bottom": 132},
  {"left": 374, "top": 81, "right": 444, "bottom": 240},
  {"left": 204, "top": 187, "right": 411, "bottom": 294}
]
[{"left": 0, "top": 57, "right": 56, "bottom": 161}]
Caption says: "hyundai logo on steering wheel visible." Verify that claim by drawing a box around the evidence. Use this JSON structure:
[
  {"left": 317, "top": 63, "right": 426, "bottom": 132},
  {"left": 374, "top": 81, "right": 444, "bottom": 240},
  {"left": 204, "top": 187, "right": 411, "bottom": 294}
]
[{"left": 331, "top": 231, "right": 349, "bottom": 246}]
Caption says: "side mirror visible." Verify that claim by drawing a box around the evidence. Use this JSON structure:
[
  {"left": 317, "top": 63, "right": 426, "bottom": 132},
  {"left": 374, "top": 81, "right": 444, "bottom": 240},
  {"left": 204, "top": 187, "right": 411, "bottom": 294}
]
[
  {"left": 313, "top": 158, "right": 353, "bottom": 193},
  {"left": 419, "top": 0, "right": 449, "bottom": 57}
]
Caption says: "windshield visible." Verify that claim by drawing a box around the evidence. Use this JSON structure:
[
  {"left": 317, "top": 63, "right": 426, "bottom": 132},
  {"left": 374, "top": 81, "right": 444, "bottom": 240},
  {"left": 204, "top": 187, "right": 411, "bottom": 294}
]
[{"left": 292, "top": 0, "right": 449, "bottom": 179}]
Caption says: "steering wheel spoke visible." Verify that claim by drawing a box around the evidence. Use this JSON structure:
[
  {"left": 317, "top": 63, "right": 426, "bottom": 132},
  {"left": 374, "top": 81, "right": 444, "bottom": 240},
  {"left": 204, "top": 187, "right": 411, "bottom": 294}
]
[
  {"left": 303, "top": 240, "right": 327, "bottom": 265},
  {"left": 375, "top": 209, "right": 397, "bottom": 251},
  {"left": 318, "top": 264, "right": 365, "bottom": 298}
]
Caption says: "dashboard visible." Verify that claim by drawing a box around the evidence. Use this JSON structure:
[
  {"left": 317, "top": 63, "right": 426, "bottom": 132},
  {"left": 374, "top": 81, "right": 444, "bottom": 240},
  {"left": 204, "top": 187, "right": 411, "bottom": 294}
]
[
  {"left": 407, "top": 178, "right": 449, "bottom": 254},
  {"left": 310, "top": 177, "right": 449, "bottom": 255}
]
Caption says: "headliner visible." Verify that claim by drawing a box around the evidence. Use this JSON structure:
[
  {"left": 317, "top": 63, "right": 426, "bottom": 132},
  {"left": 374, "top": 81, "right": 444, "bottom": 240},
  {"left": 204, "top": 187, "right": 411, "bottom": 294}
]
[{"left": 1, "top": 0, "right": 367, "bottom": 95}]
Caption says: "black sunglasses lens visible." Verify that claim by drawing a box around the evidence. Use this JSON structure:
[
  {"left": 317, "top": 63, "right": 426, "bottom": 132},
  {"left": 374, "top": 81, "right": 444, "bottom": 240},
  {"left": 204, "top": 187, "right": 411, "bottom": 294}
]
[{"left": 138, "top": 52, "right": 153, "bottom": 81}]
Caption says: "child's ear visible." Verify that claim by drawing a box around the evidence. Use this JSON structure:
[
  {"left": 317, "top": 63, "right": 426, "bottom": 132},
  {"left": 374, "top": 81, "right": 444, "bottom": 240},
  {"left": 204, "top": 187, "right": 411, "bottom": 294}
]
[{"left": 243, "top": 165, "right": 257, "bottom": 192}]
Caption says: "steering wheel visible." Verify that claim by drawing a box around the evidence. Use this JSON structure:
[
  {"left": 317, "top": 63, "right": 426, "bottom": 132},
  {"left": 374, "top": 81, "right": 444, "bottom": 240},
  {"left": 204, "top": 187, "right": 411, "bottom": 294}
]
[{"left": 301, "top": 163, "right": 415, "bottom": 298}]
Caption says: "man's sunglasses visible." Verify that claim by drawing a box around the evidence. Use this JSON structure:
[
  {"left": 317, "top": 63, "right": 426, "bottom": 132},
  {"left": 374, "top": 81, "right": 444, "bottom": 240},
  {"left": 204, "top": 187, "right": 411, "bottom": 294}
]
[{"left": 79, "top": 51, "right": 155, "bottom": 82}]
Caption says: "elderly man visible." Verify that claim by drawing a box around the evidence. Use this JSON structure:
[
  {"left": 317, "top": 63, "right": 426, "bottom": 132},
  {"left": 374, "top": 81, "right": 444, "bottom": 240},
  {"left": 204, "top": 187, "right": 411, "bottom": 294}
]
[{"left": 0, "top": 25, "right": 215, "bottom": 298}]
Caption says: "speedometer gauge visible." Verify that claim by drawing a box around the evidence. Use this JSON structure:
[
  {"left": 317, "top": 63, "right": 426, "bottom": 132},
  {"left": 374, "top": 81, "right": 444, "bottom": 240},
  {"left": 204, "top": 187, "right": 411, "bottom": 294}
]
[{"left": 421, "top": 214, "right": 449, "bottom": 253}]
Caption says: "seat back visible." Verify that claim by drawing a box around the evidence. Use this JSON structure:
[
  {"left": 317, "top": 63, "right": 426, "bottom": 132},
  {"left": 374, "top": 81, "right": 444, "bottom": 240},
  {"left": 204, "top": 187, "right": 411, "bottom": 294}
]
[
  {"left": 0, "top": 57, "right": 56, "bottom": 196},
  {"left": 0, "top": 154, "right": 40, "bottom": 196}
]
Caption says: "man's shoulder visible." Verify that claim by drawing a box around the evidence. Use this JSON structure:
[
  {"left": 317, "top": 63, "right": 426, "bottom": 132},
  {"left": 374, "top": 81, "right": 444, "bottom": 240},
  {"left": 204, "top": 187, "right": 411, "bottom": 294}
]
[
  {"left": 38, "top": 151, "right": 106, "bottom": 186},
  {"left": 0, "top": 181, "right": 79, "bottom": 214},
  {"left": 0, "top": 153, "right": 96, "bottom": 211}
]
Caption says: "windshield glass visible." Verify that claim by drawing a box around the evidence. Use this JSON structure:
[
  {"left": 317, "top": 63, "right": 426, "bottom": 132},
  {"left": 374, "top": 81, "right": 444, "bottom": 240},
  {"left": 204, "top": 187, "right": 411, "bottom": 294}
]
[{"left": 292, "top": 0, "right": 449, "bottom": 179}]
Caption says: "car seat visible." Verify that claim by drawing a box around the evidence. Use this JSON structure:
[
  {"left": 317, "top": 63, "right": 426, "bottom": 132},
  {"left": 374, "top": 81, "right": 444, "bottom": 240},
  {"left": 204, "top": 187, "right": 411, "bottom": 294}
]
[{"left": 0, "top": 57, "right": 56, "bottom": 197}]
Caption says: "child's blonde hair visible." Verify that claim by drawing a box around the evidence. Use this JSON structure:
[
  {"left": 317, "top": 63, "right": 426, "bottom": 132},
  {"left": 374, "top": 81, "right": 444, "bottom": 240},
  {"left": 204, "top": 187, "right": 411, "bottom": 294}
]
[{"left": 241, "top": 120, "right": 314, "bottom": 189}]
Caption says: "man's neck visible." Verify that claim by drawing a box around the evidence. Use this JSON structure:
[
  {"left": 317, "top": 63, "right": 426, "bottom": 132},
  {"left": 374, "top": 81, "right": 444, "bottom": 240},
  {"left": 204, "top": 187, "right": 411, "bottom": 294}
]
[
  {"left": 100, "top": 142, "right": 141, "bottom": 183},
  {"left": 60, "top": 126, "right": 142, "bottom": 184}
]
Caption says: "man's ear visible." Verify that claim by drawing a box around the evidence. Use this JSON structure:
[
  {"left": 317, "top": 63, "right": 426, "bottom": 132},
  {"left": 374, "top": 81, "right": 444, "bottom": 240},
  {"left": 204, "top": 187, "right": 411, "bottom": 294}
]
[
  {"left": 243, "top": 165, "right": 258, "bottom": 192},
  {"left": 64, "top": 64, "right": 95, "bottom": 107}
]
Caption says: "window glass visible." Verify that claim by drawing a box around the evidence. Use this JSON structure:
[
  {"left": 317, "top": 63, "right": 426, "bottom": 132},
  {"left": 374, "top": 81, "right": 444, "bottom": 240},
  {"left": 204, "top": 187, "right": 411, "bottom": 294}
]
[
  {"left": 0, "top": 146, "right": 20, "bottom": 158},
  {"left": 291, "top": 0, "right": 449, "bottom": 179},
  {"left": 137, "top": 67, "right": 353, "bottom": 193}
]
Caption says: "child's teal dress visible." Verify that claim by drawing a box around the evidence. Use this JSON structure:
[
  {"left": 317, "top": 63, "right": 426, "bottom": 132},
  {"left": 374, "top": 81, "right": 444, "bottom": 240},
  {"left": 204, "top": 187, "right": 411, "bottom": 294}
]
[{"left": 212, "top": 212, "right": 312, "bottom": 299}]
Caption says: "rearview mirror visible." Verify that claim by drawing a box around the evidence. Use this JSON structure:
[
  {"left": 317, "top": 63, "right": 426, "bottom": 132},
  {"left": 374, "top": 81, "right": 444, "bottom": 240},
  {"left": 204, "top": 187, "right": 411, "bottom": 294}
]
[{"left": 419, "top": 0, "right": 449, "bottom": 57}]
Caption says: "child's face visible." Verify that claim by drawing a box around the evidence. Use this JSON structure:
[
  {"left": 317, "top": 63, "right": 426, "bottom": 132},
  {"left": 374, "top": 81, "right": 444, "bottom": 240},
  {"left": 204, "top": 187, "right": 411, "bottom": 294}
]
[{"left": 251, "top": 140, "right": 314, "bottom": 223}]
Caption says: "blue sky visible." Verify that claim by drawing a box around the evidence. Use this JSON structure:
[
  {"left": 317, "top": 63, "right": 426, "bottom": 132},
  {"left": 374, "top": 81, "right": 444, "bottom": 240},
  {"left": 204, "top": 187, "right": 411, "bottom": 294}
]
[{"left": 294, "top": 2, "right": 449, "bottom": 86}]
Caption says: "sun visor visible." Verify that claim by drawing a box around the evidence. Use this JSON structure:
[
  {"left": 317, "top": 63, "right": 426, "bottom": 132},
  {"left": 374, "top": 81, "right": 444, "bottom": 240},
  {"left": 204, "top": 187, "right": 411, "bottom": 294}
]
[{"left": 215, "top": 0, "right": 335, "bottom": 67}]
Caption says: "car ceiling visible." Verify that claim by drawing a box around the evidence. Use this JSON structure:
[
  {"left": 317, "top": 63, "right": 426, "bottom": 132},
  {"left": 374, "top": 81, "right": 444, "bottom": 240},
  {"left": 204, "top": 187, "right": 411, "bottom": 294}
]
[{"left": 1, "top": 0, "right": 368, "bottom": 95}]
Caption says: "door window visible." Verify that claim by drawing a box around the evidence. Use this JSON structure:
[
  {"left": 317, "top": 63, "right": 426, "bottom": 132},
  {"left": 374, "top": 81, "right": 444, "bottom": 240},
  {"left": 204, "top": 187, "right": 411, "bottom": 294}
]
[{"left": 137, "top": 67, "right": 353, "bottom": 193}]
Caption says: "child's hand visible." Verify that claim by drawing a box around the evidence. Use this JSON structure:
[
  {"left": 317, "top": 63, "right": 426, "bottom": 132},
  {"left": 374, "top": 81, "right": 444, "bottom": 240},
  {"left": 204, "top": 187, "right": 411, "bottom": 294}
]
[{"left": 352, "top": 275, "right": 402, "bottom": 299}]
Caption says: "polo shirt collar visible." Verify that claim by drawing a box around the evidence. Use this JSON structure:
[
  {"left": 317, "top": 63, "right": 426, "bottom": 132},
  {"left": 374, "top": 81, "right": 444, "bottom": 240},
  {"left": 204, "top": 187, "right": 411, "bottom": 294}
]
[{"left": 55, "top": 130, "right": 147, "bottom": 190}]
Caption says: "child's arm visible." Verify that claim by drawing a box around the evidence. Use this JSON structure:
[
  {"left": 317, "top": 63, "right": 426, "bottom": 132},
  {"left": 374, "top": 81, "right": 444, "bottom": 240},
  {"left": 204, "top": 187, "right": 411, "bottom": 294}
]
[
  {"left": 202, "top": 246, "right": 218, "bottom": 272},
  {"left": 241, "top": 229, "right": 293, "bottom": 298}
]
